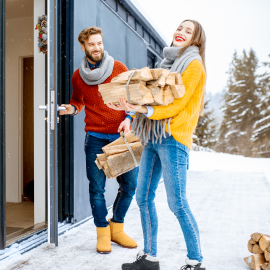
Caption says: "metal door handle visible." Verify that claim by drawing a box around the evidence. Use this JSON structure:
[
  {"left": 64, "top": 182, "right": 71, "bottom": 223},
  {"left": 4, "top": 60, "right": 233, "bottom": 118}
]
[
  {"left": 39, "top": 105, "right": 48, "bottom": 111},
  {"left": 39, "top": 105, "right": 66, "bottom": 111},
  {"left": 57, "top": 106, "right": 66, "bottom": 111}
]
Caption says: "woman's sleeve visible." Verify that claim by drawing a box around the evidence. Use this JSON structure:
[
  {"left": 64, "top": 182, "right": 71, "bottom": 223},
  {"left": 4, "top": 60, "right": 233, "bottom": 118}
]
[{"left": 148, "top": 60, "right": 204, "bottom": 120}]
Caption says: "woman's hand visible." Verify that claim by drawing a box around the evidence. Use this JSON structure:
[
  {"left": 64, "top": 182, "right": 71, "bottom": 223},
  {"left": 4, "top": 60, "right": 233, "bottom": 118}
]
[{"left": 107, "top": 97, "right": 147, "bottom": 113}]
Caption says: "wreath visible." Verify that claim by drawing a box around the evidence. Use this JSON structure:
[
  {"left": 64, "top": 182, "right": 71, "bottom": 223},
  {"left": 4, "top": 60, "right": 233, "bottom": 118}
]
[{"left": 35, "top": 15, "right": 47, "bottom": 54}]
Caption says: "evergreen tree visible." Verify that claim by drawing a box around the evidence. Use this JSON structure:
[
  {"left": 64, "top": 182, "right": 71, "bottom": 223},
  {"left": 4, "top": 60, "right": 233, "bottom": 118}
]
[
  {"left": 193, "top": 99, "right": 217, "bottom": 148},
  {"left": 217, "top": 49, "right": 260, "bottom": 156},
  {"left": 251, "top": 56, "right": 270, "bottom": 156}
]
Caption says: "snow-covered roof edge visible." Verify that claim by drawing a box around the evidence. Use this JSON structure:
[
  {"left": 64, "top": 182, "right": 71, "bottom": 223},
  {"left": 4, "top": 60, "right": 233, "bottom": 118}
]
[{"left": 118, "top": 0, "right": 168, "bottom": 48}]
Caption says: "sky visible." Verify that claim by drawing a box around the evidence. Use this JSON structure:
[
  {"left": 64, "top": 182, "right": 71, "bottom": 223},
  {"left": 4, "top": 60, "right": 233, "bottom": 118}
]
[{"left": 130, "top": 0, "right": 270, "bottom": 94}]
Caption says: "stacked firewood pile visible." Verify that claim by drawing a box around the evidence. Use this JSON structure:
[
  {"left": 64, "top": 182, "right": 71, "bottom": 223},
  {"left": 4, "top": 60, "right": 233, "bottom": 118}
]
[
  {"left": 98, "top": 67, "right": 185, "bottom": 106},
  {"left": 95, "top": 131, "right": 143, "bottom": 178},
  {"left": 244, "top": 233, "right": 270, "bottom": 270}
]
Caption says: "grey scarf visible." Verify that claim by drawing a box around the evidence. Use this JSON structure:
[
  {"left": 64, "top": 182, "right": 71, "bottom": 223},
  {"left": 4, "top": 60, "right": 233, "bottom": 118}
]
[
  {"left": 79, "top": 51, "right": 114, "bottom": 85},
  {"left": 133, "top": 46, "right": 202, "bottom": 145}
]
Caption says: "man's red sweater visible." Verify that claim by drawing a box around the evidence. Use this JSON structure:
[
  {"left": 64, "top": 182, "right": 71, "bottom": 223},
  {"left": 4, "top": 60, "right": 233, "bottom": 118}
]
[{"left": 70, "top": 61, "right": 128, "bottom": 134}]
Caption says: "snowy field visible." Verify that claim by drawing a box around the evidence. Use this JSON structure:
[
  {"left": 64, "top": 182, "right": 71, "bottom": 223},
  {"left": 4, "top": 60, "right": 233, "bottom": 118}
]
[{"left": 1, "top": 151, "right": 270, "bottom": 270}]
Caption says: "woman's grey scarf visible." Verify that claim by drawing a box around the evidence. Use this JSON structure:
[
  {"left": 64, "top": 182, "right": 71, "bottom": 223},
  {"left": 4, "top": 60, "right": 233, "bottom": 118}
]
[
  {"left": 133, "top": 46, "right": 202, "bottom": 145},
  {"left": 79, "top": 51, "right": 114, "bottom": 85}
]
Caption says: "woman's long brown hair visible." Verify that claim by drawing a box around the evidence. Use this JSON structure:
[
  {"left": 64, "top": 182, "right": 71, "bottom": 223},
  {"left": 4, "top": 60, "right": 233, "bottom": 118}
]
[{"left": 172, "top": 20, "right": 206, "bottom": 114}]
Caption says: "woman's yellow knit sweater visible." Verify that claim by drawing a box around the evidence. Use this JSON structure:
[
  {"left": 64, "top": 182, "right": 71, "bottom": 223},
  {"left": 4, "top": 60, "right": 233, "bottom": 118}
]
[{"left": 149, "top": 59, "right": 206, "bottom": 149}]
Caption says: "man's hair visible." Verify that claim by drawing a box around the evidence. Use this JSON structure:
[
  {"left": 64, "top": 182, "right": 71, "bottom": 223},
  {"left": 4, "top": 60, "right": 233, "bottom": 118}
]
[{"left": 78, "top": 27, "right": 103, "bottom": 45}]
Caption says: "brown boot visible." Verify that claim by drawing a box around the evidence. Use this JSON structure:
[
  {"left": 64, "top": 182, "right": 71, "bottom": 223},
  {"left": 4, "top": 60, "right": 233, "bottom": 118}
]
[
  {"left": 109, "top": 219, "right": 137, "bottom": 249},
  {"left": 96, "top": 226, "right": 111, "bottom": 254}
]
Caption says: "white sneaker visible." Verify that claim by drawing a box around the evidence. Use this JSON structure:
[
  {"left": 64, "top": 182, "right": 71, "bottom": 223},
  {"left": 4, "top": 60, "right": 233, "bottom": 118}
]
[{"left": 180, "top": 258, "right": 206, "bottom": 270}]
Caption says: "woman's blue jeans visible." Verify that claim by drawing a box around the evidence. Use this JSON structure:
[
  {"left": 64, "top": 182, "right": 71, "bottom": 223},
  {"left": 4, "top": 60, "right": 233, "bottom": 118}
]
[
  {"left": 85, "top": 134, "right": 138, "bottom": 227},
  {"left": 136, "top": 136, "right": 203, "bottom": 262}
]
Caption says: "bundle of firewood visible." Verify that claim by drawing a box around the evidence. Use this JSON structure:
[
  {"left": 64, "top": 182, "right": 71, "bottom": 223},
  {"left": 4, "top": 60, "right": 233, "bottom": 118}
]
[
  {"left": 95, "top": 131, "right": 143, "bottom": 178},
  {"left": 98, "top": 67, "right": 185, "bottom": 106},
  {"left": 244, "top": 233, "right": 270, "bottom": 270}
]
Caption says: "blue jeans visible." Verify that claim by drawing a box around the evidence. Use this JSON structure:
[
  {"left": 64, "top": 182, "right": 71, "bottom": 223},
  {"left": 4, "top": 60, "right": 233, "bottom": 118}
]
[
  {"left": 136, "top": 136, "right": 203, "bottom": 261},
  {"left": 85, "top": 134, "right": 138, "bottom": 227}
]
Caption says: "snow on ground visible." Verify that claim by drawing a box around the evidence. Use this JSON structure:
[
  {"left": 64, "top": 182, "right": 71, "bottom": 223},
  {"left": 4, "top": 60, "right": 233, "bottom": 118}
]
[
  {"left": 1, "top": 151, "right": 270, "bottom": 270},
  {"left": 189, "top": 151, "right": 270, "bottom": 182}
]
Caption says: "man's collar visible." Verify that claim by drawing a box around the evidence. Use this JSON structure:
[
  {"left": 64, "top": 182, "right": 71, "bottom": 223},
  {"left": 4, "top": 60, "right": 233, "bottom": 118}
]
[{"left": 88, "top": 61, "right": 101, "bottom": 69}]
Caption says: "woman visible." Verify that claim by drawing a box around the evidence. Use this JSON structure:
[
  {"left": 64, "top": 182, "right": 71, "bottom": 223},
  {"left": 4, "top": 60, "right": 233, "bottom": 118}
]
[{"left": 108, "top": 20, "right": 206, "bottom": 270}]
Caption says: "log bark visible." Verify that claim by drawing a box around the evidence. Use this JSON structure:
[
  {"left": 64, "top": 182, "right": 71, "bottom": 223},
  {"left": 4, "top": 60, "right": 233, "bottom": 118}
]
[
  {"left": 107, "top": 145, "right": 143, "bottom": 177},
  {"left": 244, "top": 254, "right": 266, "bottom": 270},
  {"left": 251, "top": 233, "right": 263, "bottom": 242},
  {"left": 102, "top": 142, "right": 142, "bottom": 156},
  {"left": 259, "top": 235, "right": 270, "bottom": 252},
  {"left": 170, "top": 84, "right": 185, "bottom": 99},
  {"left": 253, "top": 244, "right": 264, "bottom": 254}
]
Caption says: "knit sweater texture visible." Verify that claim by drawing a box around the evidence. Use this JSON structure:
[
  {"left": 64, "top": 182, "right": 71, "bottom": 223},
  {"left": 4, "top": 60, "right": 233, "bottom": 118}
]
[
  {"left": 149, "top": 59, "right": 206, "bottom": 149},
  {"left": 70, "top": 60, "right": 128, "bottom": 133}
]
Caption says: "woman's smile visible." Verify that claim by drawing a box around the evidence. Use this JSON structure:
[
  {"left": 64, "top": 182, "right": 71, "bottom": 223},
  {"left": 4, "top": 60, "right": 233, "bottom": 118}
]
[{"left": 175, "top": 35, "right": 185, "bottom": 42}]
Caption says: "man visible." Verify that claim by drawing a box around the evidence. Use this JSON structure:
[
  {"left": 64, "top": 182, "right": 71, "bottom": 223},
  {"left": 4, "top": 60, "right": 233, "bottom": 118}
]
[{"left": 60, "top": 27, "right": 138, "bottom": 254}]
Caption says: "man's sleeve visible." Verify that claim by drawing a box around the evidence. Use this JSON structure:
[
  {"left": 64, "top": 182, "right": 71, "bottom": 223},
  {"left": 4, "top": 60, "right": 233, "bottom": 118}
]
[{"left": 70, "top": 73, "right": 85, "bottom": 115}]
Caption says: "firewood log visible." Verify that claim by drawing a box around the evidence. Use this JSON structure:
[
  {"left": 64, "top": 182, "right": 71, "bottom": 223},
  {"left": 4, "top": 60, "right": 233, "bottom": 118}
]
[
  {"left": 163, "top": 85, "right": 174, "bottom": 106},
  {"left": 147, "top": 85, "right": 164, "bottom": 105},
  {"left": 251, "top": 233, "right": 263, "bottom": 242},
  {"left": 261, "top": 262, "right": 270, "bottom": 270},
  {"left": 265, "top": 248, "right": 270, "bottom": 261},
  {"left": 171, "top": 72, "right": 184, "bottom": 86},
  {"left": 98, "top": 82, "right": 151, "bottom": 105},
  {"left": 248, "top": 240, "right": 255, "bottom": 253},
  {"left": 259, "top": 235, "right": 270, "bottom": 252},
  {"left": 111, "top": 67, "right": 153, "bottom": 82},
  {"left": 102, "top": 142, "right": 142, "bottom": 156},
  {"left": 106, "top": 145, "right": 143, "bottom": 177},
  {"left": 147, "top": 69, "right": 170, "bottom": 87},
  {"left": 244, "top": 254, "right": 266, "bottom": 270},
  {"left": 150, "top": 69, "right": 163, "bottom": 80},
  {"left": 103, "top": 131, "right": 139, "bottom": 149},
  {"left": 165, "top": 73, "right": 175, "bottom": 85},
  {"left": 170, "top": 84, "right": 185, "bottom": 99},
  {"left": 253, "top": 244, "right": 264, "bottom": 254}
]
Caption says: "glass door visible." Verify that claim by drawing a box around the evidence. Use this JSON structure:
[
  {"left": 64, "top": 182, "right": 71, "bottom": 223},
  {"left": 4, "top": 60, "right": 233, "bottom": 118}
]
[{"left": 39, "top": 0, "right": 65, "bottom": 246}]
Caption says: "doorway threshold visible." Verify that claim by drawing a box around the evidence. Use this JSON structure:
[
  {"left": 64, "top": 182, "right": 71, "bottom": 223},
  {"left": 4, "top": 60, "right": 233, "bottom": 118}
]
[
  {"left": 0, "top": 215, "right": 94, "bottom": 265},
  {"left": 6, "top": 221, "right": 47, "bottom": 246}
]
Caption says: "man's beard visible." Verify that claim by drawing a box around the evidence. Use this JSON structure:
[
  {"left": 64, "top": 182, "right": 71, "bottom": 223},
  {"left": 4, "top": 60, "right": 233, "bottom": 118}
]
[{"left": 85, "top": 47, "right": 104, "bottom": 63}]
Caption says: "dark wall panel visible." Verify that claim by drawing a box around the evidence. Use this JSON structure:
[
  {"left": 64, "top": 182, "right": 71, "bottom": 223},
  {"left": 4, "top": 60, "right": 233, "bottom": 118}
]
[
  {"left": 117, "top": 3, "right": 127, "bottom": 21},
  {"left": 73, "top": 0, "right": 147, "bottom": 223}
]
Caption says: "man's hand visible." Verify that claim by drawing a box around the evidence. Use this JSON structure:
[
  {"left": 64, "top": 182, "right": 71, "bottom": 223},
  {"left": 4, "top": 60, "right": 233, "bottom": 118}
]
[
  {"left": 107, "top": 97, "right": 147, "bottom": 113},
  {"left": 118, "top": 117, "right": 131, "bottom": 134},
  {"left": 59, "top": 104, "right": 75, "bottom": 115}
]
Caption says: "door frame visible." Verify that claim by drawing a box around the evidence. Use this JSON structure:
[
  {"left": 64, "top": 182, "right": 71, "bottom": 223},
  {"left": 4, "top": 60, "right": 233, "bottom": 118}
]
[{"left": 0, "top": 0, "right": 6, "bottom": 250}]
